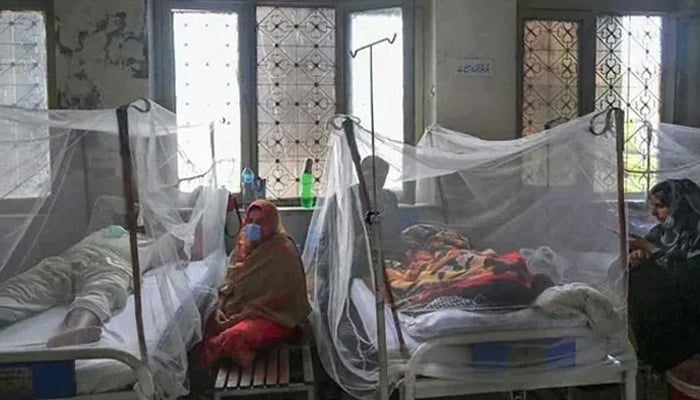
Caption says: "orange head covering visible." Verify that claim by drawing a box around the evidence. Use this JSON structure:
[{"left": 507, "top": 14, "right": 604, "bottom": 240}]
[{"left": 235, "top": 200, "right": 287, "bottom": 262}]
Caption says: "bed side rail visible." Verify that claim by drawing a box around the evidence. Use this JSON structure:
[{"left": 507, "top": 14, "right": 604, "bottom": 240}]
[
  {"left": 0, "top": 347, "right": 155, "bottom": 399},
  {"left": 404, "top": 327, "right": 595, "bottom": 372}
]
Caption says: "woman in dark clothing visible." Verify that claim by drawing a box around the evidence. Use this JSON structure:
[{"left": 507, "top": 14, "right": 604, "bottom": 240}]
[{"left": 629, "top": 178, "right": 700, "bottom": 371}]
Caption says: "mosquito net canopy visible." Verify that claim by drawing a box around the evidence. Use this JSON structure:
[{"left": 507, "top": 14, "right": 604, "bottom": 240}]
[
  {"left": 303, "top": 111, "right": 659, "bottom": 398},
  {"left": 0, "top": 100, "right": 229, "bottom": 399}
]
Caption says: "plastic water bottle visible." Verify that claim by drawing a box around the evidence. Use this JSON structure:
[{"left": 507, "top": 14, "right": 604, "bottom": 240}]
[
  {"left": 241, "top": 167, "right": 255, "bottom": 207},
  {"left": 300, "top": 158, "right": 314, "bottom": 209}
]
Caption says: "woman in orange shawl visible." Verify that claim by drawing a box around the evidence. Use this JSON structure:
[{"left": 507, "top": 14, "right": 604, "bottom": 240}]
[{"left": 200, "top": 200, "right": 311, "bottom": 367}]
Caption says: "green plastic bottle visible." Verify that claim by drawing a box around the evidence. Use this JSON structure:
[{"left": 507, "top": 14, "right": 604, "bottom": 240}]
[{"left": 300, "top": 158, "right": 315, "bottom": 209}]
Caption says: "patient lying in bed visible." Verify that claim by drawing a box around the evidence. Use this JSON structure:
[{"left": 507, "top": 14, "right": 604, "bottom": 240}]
[
  {"left": 385, "top": 224, "right": 556, "bottom": 312},
  {"left": 0, "top": 226, "right": 139, "bottom": 347}
]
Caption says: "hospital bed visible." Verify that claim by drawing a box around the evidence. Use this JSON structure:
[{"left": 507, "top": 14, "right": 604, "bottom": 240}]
[
  {"left": 349, "top": 253, "right": 637, "bottom": 400},
  {"left": 0, "top": 251, "right": 226, "bottom": 400}
]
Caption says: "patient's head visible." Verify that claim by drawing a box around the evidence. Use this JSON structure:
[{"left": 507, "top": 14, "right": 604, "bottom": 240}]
[{"left": 361, "top": 156, "right": 389, "bottom": 190}]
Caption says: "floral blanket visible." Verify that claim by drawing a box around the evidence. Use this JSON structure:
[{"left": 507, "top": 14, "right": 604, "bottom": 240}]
[{"left": 386, "top": 225, "right": 552, "bottom": 312}]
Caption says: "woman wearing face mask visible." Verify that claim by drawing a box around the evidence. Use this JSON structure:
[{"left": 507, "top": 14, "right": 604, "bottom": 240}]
[
  {"left": 199, "top": 200, "right": 311, "bottom": 367},
  {"left": 628, "top": 178, "right": 700, "bottom": 371}
]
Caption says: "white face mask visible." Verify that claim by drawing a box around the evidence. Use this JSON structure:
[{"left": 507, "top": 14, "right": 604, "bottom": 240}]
[{"left": 104, "top": 225, "right": 127, "bottom": 239}]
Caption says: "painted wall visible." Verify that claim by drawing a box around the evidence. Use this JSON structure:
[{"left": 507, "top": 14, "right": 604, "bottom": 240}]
[
  {"left": 55, "top": 0, "right": 148, "bottom": 109},
  {"left": 54, "top": 0, "right": 149, "bottom": 218},
  {"left": 432, "top": 0, "right": 518, "bottom": 140}
]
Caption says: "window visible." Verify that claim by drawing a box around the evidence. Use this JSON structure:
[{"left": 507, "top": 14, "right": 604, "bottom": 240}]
[
  {"left": 172, "top": 10, "right": 241, "bottom": 192},
  {"left": 0, "top": 10, "right": 49, "bottom": 199},
  {"left": 256, "top": 6, "right": 335, "bottom": 200},
  {"left": 349, "top": 7, "right": 403, "bottom": 141},
  {"left": 154, "top": 1, "right": 413, "bottom": 201},
  {"left": 519, "top": 11, "right": 666, "bottom": 194},
  {"left": 595, "top": 15, "right": 662, "bottom": 194},
  {"left": 521, "top": 20, "right": 580, "bottom": 136},
  {"left": 349, "top": 7, "right": 404, "bottom": 191}
]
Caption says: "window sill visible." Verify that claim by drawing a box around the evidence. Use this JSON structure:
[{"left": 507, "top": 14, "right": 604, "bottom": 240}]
[{"left": 277, "top": 202, "right": 438, "bottom": 212}]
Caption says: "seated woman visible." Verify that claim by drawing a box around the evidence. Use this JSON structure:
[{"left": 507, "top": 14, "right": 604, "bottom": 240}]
[
  {"left": 200, "top": 200, "right": 310, "bottom": 367},
  {"left": 629, "top": 178, "right": 700, "bottom": 371}
]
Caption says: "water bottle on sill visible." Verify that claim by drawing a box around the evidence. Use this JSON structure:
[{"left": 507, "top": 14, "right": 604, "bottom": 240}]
[
  {"left": 300, "top": 158, "right": 315, "bottom": 209},
  {"left": 241, "top": 167, "right": 255, "bottom": 208}
]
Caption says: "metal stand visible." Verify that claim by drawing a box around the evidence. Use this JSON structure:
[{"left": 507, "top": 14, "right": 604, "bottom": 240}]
[
  {"left": 589, "top": 107, "right": 628, "bottom": 292},
  {"left": 116, "top": 98, "right": 152, "bottom": 364},
  {"left": 349, "top": 35, "right": 399, "bottom": 400}
]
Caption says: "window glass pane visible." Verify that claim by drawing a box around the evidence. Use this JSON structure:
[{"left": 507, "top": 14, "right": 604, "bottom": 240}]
[
  {"left": 0, "top": 11, "right": 49, "bottom": 199},
  {"left": 521, "top": 20, "right": 580, "bottom": 136},
  {"left": 257, "top": 6, "right": 336, "bottom": 200},
  {"left": 173, "top": 11, "right": 240, "bottom": 192},
  {"left": 596, "top": 15, "right": 662, "bottom": 194},
  {"left": 520, "top": 20, "right": 579, "bottom": 188},
  {"left": 350, "top": 7, "right": 403, "bottom": 191}
]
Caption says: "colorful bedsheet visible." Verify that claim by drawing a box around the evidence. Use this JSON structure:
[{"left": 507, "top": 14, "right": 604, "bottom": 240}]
[{"left": 386, "top": 224, "right": 553, "bottom": 312}]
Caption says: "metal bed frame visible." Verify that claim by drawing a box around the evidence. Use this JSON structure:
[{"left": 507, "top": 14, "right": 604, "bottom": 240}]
[
  {"left": 396, "top": 328, "right": 637, "bottom": 400},
  {"left": 0, "top": 348, "right": 155, "bottom": 400},
  {"left": 341, "top": 108, "right": 636, "bottom": 399}
]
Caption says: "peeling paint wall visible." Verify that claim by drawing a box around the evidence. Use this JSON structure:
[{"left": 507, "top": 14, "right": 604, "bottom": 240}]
[
  {"left": 55, "top": 0, "right": 148, "bottom": 109},
  {"left": 54, "top": 0, "right": 149, "bottom": 216}
]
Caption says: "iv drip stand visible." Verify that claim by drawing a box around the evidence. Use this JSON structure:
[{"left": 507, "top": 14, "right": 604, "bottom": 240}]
[{"left": 350, "top": 34, "right": 397, "bottom": 400}]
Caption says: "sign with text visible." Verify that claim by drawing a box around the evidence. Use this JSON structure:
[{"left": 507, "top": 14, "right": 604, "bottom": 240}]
[{"left": 456, "top": 58, "right": 493, "bottom": 76}]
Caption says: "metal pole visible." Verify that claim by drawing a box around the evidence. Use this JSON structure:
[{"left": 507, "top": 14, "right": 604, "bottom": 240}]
[
  {"left": 117, "top": 100, "right": 150, "bottom": 364},
  {"left": 369, "top": 46, "right": 378, "bottom": 210},
  {"left": 209, "top": 120, "right": 218, "bottom": 187},
  {"left": 350, "top": 35, "right": 398, "bottom": 400},
  {"left": 613, "top": 109, "right": 629, "bottom": 299},
  {"left": 589, "top": 108, "right": 627, "bottom": 296},
  {"left": 341, "top": 119, "right": 389, "bottom": 400}
]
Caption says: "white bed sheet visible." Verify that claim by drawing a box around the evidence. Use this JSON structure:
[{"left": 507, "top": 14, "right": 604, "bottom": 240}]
[
  {"left": 0, "top": 256, "right": 222, "bottom": 395},
  {"left": 351, "top": 279, "right": 588, "bottom": 350},
  {"left": 351, "top": 279, "right": 633, "bottom": 382}
]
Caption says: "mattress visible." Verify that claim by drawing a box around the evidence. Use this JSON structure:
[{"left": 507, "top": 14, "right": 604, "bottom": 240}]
[
  {"left": 350, "top": 278, "right": 632, "bottom": 376},
  {"left": 0, "top": 252, "right": 225, "bottom": 395},
  {"left": 352, "top": 279, "right": 584, "bottom": 350}
]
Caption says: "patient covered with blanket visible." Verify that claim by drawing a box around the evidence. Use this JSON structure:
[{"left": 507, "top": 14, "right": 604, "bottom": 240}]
[
  {"left": 0, "top": 226, "right": 137, "bottom": 347},
  {"left": 386, "top": 224, "right": 557, "bottom": 312}
]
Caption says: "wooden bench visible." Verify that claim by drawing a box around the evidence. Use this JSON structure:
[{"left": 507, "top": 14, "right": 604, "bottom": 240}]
[{"left": 213, "top": 343, "right": 315, "bottom": 400}]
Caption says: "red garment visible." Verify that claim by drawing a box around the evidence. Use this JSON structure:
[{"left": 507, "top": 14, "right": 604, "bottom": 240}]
[{"left": 200, "top": 313, "right": 295, "bottom": 367}]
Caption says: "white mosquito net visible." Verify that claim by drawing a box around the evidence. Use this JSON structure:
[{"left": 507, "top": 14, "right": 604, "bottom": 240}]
[
  {"left": 0, "top": 100, "right": 228, "bottom": 399},
  {"left": 304, "top": 111, "right": 645, "bottom": 398}
]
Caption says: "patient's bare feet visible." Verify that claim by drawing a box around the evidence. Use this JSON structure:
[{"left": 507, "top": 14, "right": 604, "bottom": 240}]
[
  {"left": 63, "top": 308, "right": 100, "bottom": 330},
  {"left": 46, "top": 308, "right": 103, "bottom": 348},
  {"left": 47, "top": 326, "right": 102, "bottom": 348}
]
